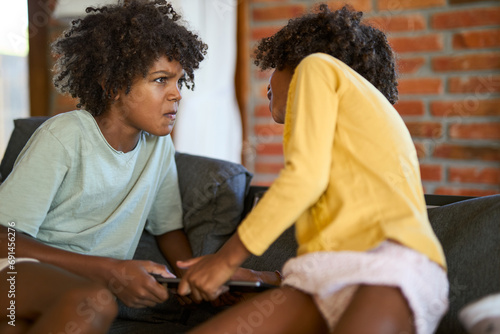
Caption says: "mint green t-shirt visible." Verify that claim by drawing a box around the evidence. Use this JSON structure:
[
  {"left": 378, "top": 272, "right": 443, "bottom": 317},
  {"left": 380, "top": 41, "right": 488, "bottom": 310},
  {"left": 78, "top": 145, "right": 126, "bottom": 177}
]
[{"left": 0, "top": 110, "right": 183, "bottom": 259}]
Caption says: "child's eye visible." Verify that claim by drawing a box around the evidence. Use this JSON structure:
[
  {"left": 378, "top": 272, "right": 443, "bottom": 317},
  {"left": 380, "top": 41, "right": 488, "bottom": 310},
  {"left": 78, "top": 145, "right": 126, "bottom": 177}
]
[{"left": 154, "top": 77, "right": 168, "bottom": 84}]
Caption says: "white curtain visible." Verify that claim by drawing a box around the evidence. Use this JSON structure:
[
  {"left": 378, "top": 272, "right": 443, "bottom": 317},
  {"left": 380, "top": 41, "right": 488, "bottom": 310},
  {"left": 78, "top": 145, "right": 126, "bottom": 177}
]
[{"left": 171, "top": 0, "right": 242, "bottom": 164}]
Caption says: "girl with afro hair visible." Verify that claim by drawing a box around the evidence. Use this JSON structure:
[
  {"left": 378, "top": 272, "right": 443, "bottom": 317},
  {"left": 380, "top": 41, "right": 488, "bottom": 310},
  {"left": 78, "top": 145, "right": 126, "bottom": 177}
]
[{"left": 178, "top": 5, "right": 448, "bottom": 334}]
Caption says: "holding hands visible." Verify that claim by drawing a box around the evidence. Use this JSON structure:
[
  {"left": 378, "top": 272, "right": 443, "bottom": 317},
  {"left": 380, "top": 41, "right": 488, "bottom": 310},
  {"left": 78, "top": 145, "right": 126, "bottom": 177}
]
[
  {"left": 177, "top": 253, "right": 235, "bottom": 302},
  {"left": 103, "top": 259, "right": 175, "bottom": 308},
  {"left": 176, "top": 233, "right": 255, "bottom": 303}
]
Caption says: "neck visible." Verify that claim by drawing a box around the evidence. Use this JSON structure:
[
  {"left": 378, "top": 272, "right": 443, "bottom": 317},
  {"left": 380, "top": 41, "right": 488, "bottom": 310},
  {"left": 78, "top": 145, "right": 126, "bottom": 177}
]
[{"left": 94, "top": 112, "right": 141, "bottom": 153}]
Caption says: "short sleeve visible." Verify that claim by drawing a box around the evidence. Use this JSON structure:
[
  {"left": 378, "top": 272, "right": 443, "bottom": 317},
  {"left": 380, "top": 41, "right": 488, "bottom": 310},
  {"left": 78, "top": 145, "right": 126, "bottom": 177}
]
[{"left": 0, "top": 128, "right": 69, "bottom": 236}]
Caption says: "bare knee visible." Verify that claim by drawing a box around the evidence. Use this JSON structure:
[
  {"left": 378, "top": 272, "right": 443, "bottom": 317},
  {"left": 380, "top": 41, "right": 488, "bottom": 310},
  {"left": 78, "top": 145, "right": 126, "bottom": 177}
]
[
  {"left": 333, "top": 286, "right": 414, "bottom": 334},
  {"left": 57, "top": 283, "right": 118, "bottom": 331}
]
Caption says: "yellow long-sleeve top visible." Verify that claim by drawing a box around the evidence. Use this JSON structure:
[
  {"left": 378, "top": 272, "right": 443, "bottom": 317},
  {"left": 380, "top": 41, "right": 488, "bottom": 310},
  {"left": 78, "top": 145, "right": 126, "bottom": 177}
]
[{"left": 238, "top": 53, "right": 446, "bottom": 268}]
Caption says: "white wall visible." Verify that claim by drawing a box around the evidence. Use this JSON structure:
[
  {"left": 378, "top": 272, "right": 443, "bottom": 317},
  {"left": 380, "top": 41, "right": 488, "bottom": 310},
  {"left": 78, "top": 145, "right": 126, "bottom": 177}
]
[{"left": 171, "top": 0, "right": 242, "bottom": 163}]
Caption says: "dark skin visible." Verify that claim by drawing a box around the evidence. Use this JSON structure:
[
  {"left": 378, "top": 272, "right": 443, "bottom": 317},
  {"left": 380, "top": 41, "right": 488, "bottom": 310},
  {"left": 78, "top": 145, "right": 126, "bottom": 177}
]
[
  {"left": 178, "top": 68, "right": 416, "bottom": 334},
  {"left": 0, "top": 261, "right": 117, "bottom": 334}
]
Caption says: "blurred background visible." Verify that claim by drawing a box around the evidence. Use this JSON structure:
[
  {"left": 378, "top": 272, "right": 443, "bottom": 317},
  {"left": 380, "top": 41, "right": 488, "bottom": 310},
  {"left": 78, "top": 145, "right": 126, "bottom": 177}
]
[{"left": 0, "top": 0, "right": 499, "bottom": 195}]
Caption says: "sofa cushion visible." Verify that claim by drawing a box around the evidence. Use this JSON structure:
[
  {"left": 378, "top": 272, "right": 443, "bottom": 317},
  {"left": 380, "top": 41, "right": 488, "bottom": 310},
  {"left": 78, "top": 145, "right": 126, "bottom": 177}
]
[
  {"left": 0, "top": 117, "right": 50, "bottom": 182},
  {"left": 174, "top": 152, "right": 253, "bottom": 257},
  {"left": 240, "top": 188, "right": 298, "bottom": 272},
  {"left": 428, "top": 195, "right": 500, "bottom": 334}
]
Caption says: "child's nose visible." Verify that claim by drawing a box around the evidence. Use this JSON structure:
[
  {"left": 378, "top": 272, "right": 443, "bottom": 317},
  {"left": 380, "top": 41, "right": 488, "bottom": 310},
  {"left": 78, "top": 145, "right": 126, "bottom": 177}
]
[{"left": 169, "top": 86, "right": 182, "bottom": 102}]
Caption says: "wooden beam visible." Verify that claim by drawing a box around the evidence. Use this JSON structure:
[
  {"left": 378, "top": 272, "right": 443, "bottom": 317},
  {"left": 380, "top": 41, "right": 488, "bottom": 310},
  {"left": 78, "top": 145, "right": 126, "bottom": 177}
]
[{"left": 28, "top": 0, "right": 54, "bottom": 117}]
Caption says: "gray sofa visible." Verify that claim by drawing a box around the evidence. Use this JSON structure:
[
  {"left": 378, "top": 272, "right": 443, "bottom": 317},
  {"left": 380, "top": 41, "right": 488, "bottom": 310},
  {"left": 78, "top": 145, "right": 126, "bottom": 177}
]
[{"left": 1, "top": 116, "right": 499, "bottom": 334}]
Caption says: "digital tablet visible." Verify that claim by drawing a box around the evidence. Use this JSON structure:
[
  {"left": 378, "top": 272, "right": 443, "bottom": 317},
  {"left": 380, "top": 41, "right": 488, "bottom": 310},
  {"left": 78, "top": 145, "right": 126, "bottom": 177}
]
[{"left": 151, "top": 275, "right": 276, "bottom": 293}]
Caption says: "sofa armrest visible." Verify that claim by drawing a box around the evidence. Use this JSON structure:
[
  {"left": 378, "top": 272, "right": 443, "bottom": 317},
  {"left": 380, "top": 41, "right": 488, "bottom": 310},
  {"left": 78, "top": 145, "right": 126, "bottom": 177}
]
[{"left": 425, "top": 194, "right": 476, "bottom": 207}]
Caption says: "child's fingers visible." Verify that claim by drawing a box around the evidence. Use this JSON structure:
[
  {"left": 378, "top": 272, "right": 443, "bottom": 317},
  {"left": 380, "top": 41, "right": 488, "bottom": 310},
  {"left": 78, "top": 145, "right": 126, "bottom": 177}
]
[
  {"left": 178, "top": 278, "right": 191, "bottom": 296},
  {"left": 141, "top": 261, "right": 175, "bottom": 278}
]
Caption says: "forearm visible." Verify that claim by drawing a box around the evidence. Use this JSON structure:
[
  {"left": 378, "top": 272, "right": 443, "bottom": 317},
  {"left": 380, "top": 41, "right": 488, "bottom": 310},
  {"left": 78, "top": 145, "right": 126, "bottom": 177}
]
[
  {"left": 0, "top": 225, "right": 115, "bottom": 283},
  {"left": 156, "top": 229, "right": 193, "bottom": 277},
  {"left": 219, "top": 232, "right": 252, "bottom": 269}
]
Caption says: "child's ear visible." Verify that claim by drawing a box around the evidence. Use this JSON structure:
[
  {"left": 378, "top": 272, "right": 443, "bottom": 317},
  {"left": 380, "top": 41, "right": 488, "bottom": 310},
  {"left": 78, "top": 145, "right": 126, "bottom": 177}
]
[{"left": 100, "top": 82, "right": 120, "bottom": 101}]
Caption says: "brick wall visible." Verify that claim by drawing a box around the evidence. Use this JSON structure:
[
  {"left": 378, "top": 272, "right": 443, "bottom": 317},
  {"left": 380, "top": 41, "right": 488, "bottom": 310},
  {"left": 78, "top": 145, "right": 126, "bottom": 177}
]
[{"left": 244, "top": 0, "right": 500, "bottom": 196}]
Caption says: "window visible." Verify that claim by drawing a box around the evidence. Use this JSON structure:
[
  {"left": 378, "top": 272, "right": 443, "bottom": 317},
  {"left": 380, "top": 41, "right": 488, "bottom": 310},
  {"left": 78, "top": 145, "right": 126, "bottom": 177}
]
[{"left": 0, "top": 0, "right": 29, "bottom": 157}]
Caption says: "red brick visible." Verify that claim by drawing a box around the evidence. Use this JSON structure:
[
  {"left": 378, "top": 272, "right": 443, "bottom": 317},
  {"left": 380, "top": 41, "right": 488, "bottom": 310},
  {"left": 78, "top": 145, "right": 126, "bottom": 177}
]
[
  {"left": 406, "top": 122, "right": 442, "bottom": 138},
  {"left": 398, "top": 78, "right": 443, "bottom": 95},
  {"left": 255, "top": 162, "right": 284, "bottom": 174},
  {"left": 453, "top": 29, "right": 500, "bottom": 49},
  {"left": 449, "top": 123, "right": 500, "bottom": 140},
  {"left": 431, "top": 7, "right": 500, "bottom": 29},
  {"left": 389, "top": 34, "right": 443, "bottom": 53},
  {"left": 397, "top": 57, "right": 426, "bottom": 74},
  {"left": 395, "top": 100, "right": 425, "bottom": 116},
  {"left": 450, "top": 0, "right": 495, "bottom": 3},
  {"left": 448, "top": 76, "right": 500, "bottom": 94},
  {"left": 255, "top": 104, "right": 271, "bottom": 117},
  {"left": 252, "top": 5, "right": 306, "bottom": 21},
  {"left": 367, "top": 14, "right": 426, "bottom": 32},
  {"left": 414, "top": 142, "right": 427, "bottom": 159},
  {"left": 434, "top": 187, "right": 499, "bottom": 197},
  {"left": 432, "top": 53, "right": 500, "bottom": 72},
  {"left": 326, "top": 0, "right": 372, "bottom": 12},
  {"left": 449, "top": 167, "right": 500, "bottom": 185},
  {"left": 420, "top": 164, "right": 442, "bottom": 181},
  {"left": 254, "top": 123, "right": 284, "bottom": 137},
  {"left": 433, "top": 144, "right": 500, "bottom": 162},
  {"left": 378, "top": 0, "right": 445, "bottom": 10},
  {"left": 430, "top": 99, "right": 500, "bottom": 117},
  {"left": 251, "top": 26, "right": 282, "bottom": 40},
  {"left": 256, "top": 142, "right": 283, "bottom": 155}
]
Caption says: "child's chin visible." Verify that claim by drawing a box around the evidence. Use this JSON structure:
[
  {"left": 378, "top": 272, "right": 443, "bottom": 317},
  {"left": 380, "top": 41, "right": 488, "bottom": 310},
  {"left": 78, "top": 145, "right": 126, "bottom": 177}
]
[{"left": 157, "top": 125, "right": 174, "bottom": 137}]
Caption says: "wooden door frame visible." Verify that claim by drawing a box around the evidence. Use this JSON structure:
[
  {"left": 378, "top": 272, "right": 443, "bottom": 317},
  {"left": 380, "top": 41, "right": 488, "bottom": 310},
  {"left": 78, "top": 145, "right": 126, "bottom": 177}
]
[{"left": 27, "top": 0, "right": 56, "bottom": 117}]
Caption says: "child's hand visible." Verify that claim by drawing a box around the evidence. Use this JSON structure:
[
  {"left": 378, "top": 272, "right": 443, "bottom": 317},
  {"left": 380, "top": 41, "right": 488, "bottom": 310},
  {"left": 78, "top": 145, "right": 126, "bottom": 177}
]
[
  {"left": 176, "top": 254, "right": 234, "bottom": 303},
  {"left": 107, "top": 259, "right": 173, "bottom": 308},
  {"left": 176, "top": 233, "right": 251, "bottom": 303}
]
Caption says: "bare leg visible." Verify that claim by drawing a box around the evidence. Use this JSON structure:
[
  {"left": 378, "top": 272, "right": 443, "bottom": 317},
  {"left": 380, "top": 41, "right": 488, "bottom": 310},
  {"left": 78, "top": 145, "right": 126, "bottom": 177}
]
[
  {"left": 0, "top": 262, "right": 118, "bottom": 334},
  {"left": 333, "top": 285, "right": 414, "bottom": 334},
  {"left": 188, "top": 286, "right": 328, "bottom": 334}
]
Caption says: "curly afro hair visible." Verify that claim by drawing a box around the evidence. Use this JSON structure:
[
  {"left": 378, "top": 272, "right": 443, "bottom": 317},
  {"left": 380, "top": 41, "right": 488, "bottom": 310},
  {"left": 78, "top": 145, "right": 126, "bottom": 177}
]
[
  {"left": 254, "top": 4, "right": 398, "bottom": 105},
  {"left": 51, "top": 0, "right": 208, "bottom": 116}
]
